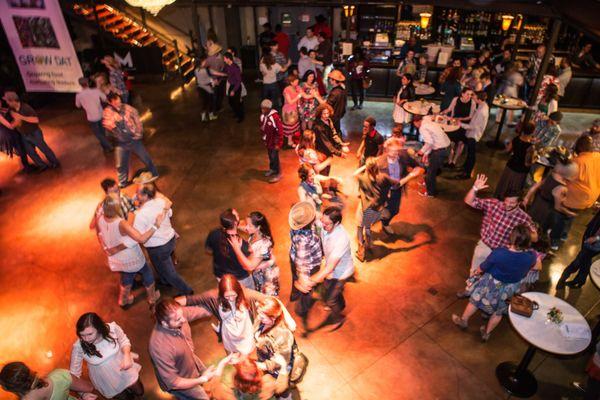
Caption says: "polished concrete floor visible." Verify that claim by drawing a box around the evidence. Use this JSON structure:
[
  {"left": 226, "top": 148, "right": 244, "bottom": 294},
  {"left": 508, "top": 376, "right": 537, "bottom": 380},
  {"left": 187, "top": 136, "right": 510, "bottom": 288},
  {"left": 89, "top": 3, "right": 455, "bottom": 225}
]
[{"left": 0, "top": 80, "right": 599, "bottom": 400}]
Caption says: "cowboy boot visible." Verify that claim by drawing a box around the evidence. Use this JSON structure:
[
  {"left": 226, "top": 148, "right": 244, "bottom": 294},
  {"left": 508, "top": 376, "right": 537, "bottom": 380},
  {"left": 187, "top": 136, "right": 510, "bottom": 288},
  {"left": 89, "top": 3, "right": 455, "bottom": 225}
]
[
  {"left": 145, "top": 283, "right": 161, "bottom": 306},
  {"left": 118, "top": 285, "right": 134, "bottom": 309}
]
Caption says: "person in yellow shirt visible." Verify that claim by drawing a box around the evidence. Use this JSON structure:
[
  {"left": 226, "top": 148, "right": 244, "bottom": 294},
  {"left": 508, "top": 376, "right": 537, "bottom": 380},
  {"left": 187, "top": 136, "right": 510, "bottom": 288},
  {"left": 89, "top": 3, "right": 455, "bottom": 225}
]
[{"left": 552, "top": 135, "right": 600, "bottom": 246}]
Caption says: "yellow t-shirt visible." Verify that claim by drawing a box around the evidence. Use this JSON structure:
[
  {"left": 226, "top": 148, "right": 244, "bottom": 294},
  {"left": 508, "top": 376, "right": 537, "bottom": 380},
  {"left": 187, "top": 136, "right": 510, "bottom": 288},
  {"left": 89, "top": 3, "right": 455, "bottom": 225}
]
[{"left": 565, "top": 152, "right": 600, "bottom": 210}]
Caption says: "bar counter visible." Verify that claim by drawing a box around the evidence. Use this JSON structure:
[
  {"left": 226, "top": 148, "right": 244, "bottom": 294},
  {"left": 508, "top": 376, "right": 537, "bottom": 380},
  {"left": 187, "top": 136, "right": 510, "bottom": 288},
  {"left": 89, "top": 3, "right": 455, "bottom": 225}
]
[{"left": 351, "top": 60, "right": 600, "bottom": 109}]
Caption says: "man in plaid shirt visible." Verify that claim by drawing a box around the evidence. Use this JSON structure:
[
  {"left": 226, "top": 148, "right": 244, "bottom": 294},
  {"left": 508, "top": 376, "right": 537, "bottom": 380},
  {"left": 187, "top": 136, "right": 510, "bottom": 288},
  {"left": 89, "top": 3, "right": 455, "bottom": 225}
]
[
  {"left": 103, "top": 92, "right": 158, "bottom": 187},
  {"left": 289, "top": 202, "right": 323, "bottom": 333},
  {"left": 458, "top": 174, "right": 537, "bottom": 297}
]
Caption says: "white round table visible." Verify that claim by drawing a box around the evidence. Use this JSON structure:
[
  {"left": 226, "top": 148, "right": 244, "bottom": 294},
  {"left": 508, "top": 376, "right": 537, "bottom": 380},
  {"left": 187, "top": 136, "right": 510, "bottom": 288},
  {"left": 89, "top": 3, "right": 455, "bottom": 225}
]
[
  {"left": 414, "top": 82, "right": 435, "bottom": 96},
  {"left": 402, "top": 100, "right": 440, "bottom": 116},
  {"left": 423, "top": 115, "right": 460, "bottom": 133},
  {"left": 496, "top": 292, "right": 591, "bottom": 398},
  {"left": 487, "top": 96, "right": 528, "bottom": 149},
  {"left": 589, "top": 259, "right": 600, "bottom": 289}
]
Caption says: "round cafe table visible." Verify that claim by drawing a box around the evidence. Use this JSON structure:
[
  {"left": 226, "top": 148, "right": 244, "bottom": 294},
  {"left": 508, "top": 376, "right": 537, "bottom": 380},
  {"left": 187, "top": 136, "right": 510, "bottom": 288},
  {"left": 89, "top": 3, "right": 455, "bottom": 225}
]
[
  {"left": 496, "top": 292, "right": 591, "bottom": 398},
  {"left": 402, "top": 100, "right": 441, "bottom": 138},
  {"left": 423, "top": 115, "right": 460, "bottom": 133},
  {"left": 587, "top": 259, "right": 600, "bottom": 345},
  {"left": 487, "top": 96, "right": 528, "bottom": 149},
  {"left": 414, "top": 82, "right": 436, "bottom": 96}
]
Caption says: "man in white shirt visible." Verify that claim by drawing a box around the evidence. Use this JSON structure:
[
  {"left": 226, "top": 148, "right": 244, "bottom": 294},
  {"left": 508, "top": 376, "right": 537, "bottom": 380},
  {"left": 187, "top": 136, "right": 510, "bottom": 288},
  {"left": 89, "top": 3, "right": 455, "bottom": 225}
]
[
  {"left": 75, "top": 77, "right": 113, "bottom": 152},
  {"left": 297, "top": 27, "right": 319, "bottom": 54},
  {"left": 415, "top": 115, "right": 451, "bottom": 197},
  {"left": 303, "top": 206, "right": 354, "bottom": 332},
  {"left": 297, "top": 47, "right": 316, "bottom": 79},
  {"left": 134, "top": 184, "right": 193, "bottom": 295},
  {"left": 453, "top": 91, "right": 490, "bottom": 180}
]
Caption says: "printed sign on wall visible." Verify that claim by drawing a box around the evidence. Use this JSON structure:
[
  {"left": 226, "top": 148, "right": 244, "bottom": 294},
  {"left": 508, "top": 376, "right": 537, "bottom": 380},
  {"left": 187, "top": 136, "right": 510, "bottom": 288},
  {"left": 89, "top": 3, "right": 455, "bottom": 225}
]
[{"left": 0, "top": 0, "right": 83, "bottom": 92}]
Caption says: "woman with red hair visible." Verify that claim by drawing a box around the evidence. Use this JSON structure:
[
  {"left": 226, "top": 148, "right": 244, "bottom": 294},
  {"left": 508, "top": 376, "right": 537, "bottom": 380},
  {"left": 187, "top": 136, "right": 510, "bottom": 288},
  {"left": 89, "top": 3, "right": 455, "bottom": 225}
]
[
  {"left": 176, "top": 274, "right": 266, "bottom": 355},
  {"left": 205, "top": 353, "right": 289, "bottom": 400}
]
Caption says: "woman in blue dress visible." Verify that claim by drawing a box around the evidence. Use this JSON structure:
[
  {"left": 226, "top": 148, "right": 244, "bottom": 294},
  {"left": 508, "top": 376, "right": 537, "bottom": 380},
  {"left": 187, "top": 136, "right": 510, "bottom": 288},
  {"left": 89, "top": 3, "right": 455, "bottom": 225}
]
[{"left": 452, "top": 224, "right": 540, "bottom": 342}]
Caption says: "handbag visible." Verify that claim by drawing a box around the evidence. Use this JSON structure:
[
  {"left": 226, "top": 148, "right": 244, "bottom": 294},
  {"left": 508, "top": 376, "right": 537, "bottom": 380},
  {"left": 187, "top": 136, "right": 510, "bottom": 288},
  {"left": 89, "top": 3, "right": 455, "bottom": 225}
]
[
  {"left": 288, "top": 341, "right": 308, "bottom": 386},
  {"left": 509, "top": 294, "right": 539, "bottom": 318},
  {"left": 362, "top": 76, "right": 372, "bottom": 89}
]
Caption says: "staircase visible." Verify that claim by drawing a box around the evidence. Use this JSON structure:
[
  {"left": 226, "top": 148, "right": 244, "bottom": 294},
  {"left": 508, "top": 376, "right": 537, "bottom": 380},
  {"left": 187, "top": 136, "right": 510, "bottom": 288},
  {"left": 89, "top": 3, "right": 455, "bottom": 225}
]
[{"left": 73, "top": 3, "right": 195, "bottom": 82}]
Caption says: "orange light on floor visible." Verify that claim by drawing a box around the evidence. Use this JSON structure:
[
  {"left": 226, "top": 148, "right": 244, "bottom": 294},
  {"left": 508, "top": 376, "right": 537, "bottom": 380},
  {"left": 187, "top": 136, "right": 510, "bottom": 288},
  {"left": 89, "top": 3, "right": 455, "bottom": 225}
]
[{"left": 27, "top": 193, "right": 99, "bottom": 238}]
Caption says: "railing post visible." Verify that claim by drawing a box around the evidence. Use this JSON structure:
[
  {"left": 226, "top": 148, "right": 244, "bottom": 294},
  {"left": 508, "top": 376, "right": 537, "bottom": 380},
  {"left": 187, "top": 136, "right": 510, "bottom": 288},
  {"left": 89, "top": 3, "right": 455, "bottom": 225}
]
[{"left": 173, "top": 39, "right": 184, "bottom": 82}]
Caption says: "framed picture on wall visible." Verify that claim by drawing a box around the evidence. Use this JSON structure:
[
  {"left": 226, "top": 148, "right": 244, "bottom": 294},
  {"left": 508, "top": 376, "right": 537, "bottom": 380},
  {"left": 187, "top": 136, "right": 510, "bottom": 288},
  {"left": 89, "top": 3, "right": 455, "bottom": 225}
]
[{"left": 282, "top": 12, "right": 292, "bottom": 25}]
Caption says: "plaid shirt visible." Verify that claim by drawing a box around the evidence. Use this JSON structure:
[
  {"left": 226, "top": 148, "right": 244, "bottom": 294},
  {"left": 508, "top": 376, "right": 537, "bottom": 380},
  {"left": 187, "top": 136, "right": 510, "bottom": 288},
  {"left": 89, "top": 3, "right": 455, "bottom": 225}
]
[
  {"left": 534, "top": 119, "right": 561, "bottom": 148},
  {"left": 290, "top": 228, "right": 322, "bottom": 276},
  {"left": 472, "top": 197, "right": 536, "bottom": 249},
  {"left": 102, "top": 104, "right": 143, "bottom": 143}
]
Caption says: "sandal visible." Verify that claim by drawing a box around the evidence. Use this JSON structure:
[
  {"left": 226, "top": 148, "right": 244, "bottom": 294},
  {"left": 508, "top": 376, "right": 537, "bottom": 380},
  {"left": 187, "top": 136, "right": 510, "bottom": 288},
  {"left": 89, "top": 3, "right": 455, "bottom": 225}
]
[{"left": 452, "top": 314, "right": 468, "bottom": 329}]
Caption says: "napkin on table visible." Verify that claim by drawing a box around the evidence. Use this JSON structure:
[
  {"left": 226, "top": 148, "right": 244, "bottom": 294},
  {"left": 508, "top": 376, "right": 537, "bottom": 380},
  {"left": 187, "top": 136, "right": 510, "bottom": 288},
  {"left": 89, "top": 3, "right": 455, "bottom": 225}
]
[{"left": 559, "top": 323, "right": 591, "bottom": 340}]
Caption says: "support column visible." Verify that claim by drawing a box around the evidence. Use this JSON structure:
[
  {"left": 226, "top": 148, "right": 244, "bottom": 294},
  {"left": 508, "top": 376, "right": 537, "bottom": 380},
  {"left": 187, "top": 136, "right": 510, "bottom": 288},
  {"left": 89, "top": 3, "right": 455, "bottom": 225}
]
[
  {"left": 523, "top": 18, "right": 561, "bottom": 123},
  {"left": 191, "top": 0, "right": 202, "bottom": 57}
]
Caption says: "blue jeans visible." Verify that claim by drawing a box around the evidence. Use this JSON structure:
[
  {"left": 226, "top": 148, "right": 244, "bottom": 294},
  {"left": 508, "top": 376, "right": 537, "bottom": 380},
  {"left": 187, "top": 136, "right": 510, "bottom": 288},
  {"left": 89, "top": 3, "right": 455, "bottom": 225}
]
[
  {"left": 89, "top": 120, "right": 113, "bottom": 151},
  {"left": 262, "top": 83, "right": 281, "bottom": 110},
  {"left": 426, "top": 147, "right": 449, "bottom": 196},
  {"left": 120, "top": 263, "right": 155, "bottom": 287},
  {"left": 381, "top": 188, "right": 402, "bottom": 227},
  {"left": 23, "top": 128, "right": 59, "bottom": 167},
  {"left": 146, "top": 237, "right": 193, "bottom": 295},
  {"left": 268, "top": 148, "right": 280, "bottom": 174},
  {"left": 115, "top": 139, "right": 158, "bottom": 186}
]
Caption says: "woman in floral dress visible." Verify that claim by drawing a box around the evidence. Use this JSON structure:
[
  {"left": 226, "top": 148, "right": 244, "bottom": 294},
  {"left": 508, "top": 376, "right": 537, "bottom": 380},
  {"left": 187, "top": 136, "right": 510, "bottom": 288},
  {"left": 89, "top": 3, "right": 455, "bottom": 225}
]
[
  {"left": 230, "top": 212, "right": 280, "bottom": 296},
  {"left": 298, "top": 70, "right": 323, "bottom": 131}
]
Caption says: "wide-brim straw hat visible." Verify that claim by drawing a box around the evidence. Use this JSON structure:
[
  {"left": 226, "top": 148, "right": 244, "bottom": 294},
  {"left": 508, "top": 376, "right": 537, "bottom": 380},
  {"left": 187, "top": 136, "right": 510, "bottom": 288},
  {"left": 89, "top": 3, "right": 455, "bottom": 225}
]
[
  {"left": 133, "top": 171, "right": 158, "bottom": 184},
  {"left": 328, "top": 69, "right": 346, "bottom": 82},
  {"left": 289, "top": 201, "right": 316, "bottom": 230},
  {"left": 207, "top": 43, "right": 223, "bottom": 57}
]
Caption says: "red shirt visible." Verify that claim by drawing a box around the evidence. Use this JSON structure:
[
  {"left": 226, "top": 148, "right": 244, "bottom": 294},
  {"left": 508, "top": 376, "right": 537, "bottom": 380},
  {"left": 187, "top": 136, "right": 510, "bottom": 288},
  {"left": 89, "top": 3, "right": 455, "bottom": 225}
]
[
  {"left": 260, "top": 110, "right": 283, "bottom": 150},
  {"left": 313, "top": 22, "right": 332, "bottom": 39},
  {"left": 274, "top": 32, "right": 290, "bottom": 58},
  {"left": 472, "top": 197, "right": 536, "bottom": 249}
]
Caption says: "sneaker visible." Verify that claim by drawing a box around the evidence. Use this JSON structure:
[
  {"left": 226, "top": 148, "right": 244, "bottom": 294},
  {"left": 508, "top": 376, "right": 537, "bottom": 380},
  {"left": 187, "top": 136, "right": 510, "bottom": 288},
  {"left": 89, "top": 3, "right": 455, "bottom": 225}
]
[
  {"left": 358, "top": 104, "right": 363, "bottom": 109},
  {"left": 480, "top": 325, "right": 490, "bottom": 342},
  {"left": 264, "top": 170, "right": 275, "bottom": 177},
  {"left": 268, "top": 174, "right": 282, "bottom": 183},
  {"left": 209, "top": 113, "right": 218, "bottom": 121},
  {"left": 451, "top": 314, "right": 468, "bottom": 329},
  {"left": 550, "top": 244, "right": 559, "bottom": 252},
  {"left": 201, "top": 113, "right": 207, "bottom": 122}
]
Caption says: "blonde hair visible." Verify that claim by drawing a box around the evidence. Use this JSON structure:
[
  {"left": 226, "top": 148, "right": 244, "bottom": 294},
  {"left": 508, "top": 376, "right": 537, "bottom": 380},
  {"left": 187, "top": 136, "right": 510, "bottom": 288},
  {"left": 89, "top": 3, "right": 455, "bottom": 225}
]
[{"left": 102, "top": 193, "right": 123, "bottom": 219}]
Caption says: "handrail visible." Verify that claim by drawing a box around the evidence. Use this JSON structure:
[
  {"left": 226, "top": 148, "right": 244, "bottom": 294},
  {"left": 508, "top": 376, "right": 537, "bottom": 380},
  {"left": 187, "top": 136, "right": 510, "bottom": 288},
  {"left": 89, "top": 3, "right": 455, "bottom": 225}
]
[{"left": 102, "top": 1, "right": 189, "bottom": 54}]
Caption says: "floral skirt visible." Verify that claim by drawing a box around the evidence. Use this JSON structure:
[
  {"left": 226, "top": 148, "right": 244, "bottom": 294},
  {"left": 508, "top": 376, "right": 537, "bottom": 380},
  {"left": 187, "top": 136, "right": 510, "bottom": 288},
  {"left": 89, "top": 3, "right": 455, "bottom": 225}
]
[
  {"left": 253, "top": 264, "right": 280, "bottom": 296},
  {"left": 469, "top": 273, "right": 522, "bottom": 315}
]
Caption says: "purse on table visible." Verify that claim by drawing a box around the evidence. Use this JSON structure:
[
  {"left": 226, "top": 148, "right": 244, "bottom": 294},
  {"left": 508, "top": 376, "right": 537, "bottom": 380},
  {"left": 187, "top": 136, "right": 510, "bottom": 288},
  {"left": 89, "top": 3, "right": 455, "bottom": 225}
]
[{"left": 509, "top": 294, "right": 539, "bottom": 318}]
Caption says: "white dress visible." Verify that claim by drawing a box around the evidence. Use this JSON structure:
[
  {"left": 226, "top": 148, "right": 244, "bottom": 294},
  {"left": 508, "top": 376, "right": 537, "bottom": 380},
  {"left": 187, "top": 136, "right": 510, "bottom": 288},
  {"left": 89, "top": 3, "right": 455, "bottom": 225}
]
[
  {"left": 97, "top": 217, "right": 145, "bottom": 273},
  {"left": 218, "top": 304, "right": 255, "bottom": 355},
  {"left": 70, "top": 322, "right": 141, "bottom": 398},
  {"left": 392, "top": 86, "right": 411, "bottom": 124}
]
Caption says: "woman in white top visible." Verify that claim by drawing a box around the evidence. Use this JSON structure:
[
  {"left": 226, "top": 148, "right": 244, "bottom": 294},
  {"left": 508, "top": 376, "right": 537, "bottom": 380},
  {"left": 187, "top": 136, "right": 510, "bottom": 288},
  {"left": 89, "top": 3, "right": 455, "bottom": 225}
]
[
  {"left": 259, "top": 53, "right": 290, "bottom": 110},
  {"left": 175, "top": 275, "right": 267, "bottom": 355},
  {"left": 71, "top": 313, "right": 142, "bottom": 400},
  {"left": 96, "top": 194, "right": 164, "bottom": 308},
  {"left": 229, "top": 211, "right": 280, "bottom": 296}
]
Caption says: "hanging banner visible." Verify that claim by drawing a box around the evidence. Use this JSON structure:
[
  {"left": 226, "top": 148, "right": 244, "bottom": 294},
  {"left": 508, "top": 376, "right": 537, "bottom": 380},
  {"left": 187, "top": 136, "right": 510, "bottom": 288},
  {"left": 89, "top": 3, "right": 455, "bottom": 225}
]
[{"left": 0, "top": 0, "right": 83, "bottom": 92}]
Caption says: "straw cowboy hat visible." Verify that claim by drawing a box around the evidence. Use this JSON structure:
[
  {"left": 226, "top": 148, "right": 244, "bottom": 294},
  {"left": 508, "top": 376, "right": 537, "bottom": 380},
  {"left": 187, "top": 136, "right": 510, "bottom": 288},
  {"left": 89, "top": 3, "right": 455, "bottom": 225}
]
[
  {"left": 328, "top": 69, "right": 346, "bottom": 82},
  {"left": 289, "top": 201, "right": 316, "bottom": 230},
  {"left": 207, "top": 42, "right": 223, "bottom": 57},
  {"left": 133, "top": 171, "right": 158, "bottom": 184}
]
